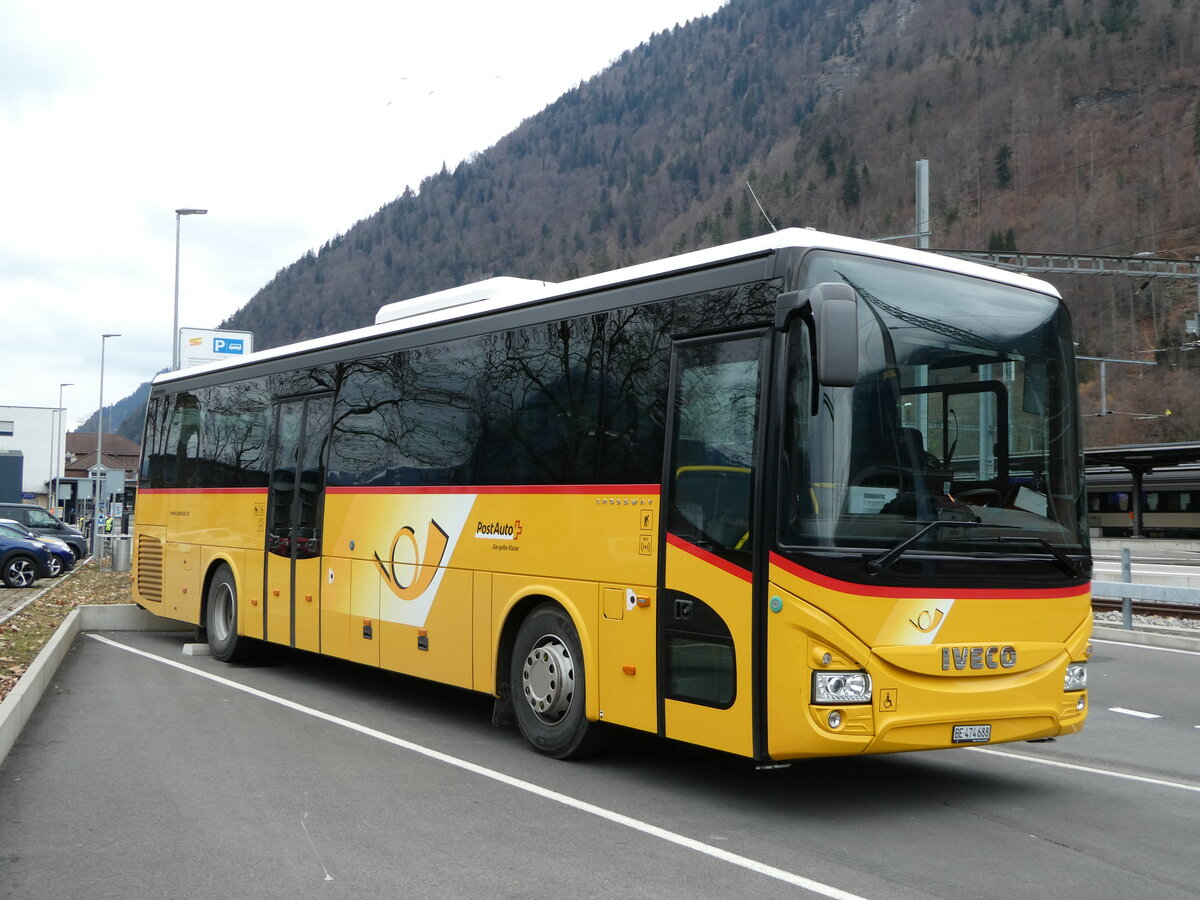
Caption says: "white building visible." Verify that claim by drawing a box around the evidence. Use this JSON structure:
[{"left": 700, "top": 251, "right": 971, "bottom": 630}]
[{"left": 0, "top": 405, "right": 67, "bottom": 507}]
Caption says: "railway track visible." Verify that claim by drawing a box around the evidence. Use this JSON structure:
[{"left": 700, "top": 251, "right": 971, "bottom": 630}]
[{"left": 1091, "top": 596, "right": 1200, "bottom": 621}]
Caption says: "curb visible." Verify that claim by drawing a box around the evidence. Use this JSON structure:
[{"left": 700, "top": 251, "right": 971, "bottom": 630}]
[
  {"left": 0, "top": 605, "right": 188, "bottom": 767},
  {"left": 1091, "top": 624, "right": 1200, "bottom": 652},
  {"left": 0, "top": 564, "right": 88, "bottom": 626}
]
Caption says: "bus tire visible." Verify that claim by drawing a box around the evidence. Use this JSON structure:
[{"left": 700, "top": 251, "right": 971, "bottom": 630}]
[
  {"left": 206, "top": 564, "right": 258, "bottom": 663},
  {"left": 510, "top": 603, "right": 603, "bottom": 759}
]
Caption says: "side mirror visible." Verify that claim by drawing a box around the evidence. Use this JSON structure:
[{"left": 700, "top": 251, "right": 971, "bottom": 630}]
[
  {"left": 775, "top": 283, "right": 859, "bottom": 387},
  {"left": 811, "top": 282, "right": 859, "bottom": 387}
]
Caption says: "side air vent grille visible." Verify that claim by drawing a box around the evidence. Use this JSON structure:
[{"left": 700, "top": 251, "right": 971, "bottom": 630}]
[{"left": 135, "top": 535, "right": 164, "bottom": 603}]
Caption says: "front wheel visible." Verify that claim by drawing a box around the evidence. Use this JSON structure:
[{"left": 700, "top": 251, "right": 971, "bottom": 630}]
[
  {"left": 47, "top": 555, "right": 63, "bottom": 577},
  {"left": 2, "top": 555, "right": 38, "bottom": 588},
  {"left": 510, "top": 603, "right": 604, "bottom": 759},
  {"left": 205, "top": 564, "right": 258, "bottom": 663}
]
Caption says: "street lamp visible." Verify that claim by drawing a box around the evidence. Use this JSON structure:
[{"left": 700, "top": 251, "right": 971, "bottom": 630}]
[
  {"left": 50, "top": 382, "right": 72, "bottom": 516},
  {"left": 173, "top": 208, "right": 208, "bottom": 371},
  {"left": 94, "top": 334, "right": 120, "bottom": 558}
]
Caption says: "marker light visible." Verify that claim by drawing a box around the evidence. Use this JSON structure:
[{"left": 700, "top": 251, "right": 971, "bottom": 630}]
[
  {"left": 1064, "top": 662, "right": 1087, "bottom": 692},
  {"left": 812, "top": 671, "right": 872, "bottom": 704}
]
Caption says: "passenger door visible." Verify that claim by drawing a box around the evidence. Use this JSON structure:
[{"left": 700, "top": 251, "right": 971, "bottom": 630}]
[
  {"left": 661, "top": 332, "right": 766, "bottom": 757},
  {"left": 265, "top": 394, "right": 333, "bottom": 651}
]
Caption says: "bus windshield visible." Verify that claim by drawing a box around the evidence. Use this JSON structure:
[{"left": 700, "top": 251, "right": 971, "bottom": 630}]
[{"left": 782, "top": 252, "right": 1088, "bottom": 577}]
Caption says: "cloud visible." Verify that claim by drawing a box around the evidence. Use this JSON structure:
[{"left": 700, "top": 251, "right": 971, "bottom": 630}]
[{"left": 0, "top": 0, "right": 726, "bottom": 427}]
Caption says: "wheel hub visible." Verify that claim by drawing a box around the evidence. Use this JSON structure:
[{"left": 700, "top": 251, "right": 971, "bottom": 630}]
[
  {"left": 8, "top": 560, "right": 34, "bottom": 587},
  {"left": 521, "top": 636, "right": 575, "bottom": 724},
  {"left": 211, "top": 582, "right": 234, "bottom": 642}
]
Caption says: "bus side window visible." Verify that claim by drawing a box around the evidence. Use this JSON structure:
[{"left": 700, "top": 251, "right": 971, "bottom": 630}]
[{"left": 165, "top": 392, "right": 201, "bottom": 488}]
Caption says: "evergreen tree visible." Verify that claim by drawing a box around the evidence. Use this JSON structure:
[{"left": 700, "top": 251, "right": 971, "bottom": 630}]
[
  {"left": 818, "top": 134, "right": 837, "bottom": 179},
  {"left": 986, "top": 228, "right": 1018, "bottom": 252},
  {"left": 841, "top": 159, "right": 861, "bottom": 208},
  {"left": 737, "top": 194, "right": 754, "bottom": 239},
  {"left": 1100, "top": 0, "right": 1141, "bottom": 34},
  {"left": 995, "top": 145, "right": 1014, "bottom": 189}
]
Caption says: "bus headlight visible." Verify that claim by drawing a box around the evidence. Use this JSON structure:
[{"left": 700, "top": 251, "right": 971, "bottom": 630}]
[
  {"left": 812, "top": 671, "right": 872, "bottom": 704},
  {"left": 1064, "top": 662, "right": 1087, "bottom": 692}
]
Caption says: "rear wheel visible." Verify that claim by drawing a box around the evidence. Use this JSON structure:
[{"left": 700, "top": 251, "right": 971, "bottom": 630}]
[
  {"left": 205, "top": 564, "right": 258, "bottom": 663},
  {"left": 510, "top": 603, "right": 603, "bottom": 759},
  {"left": 2, "top": 555, "right": 38, "bottom": 588}
]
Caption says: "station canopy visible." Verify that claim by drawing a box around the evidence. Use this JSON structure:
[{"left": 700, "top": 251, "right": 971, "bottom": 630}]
[
  {"left": 1084, "top": 441, "right": 1200, "bottom": 538},
  {"left": 1084, "top": 441, "right": 1200, "bottom": 472}
]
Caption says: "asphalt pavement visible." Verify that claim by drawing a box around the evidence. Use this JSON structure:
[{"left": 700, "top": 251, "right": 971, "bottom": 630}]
[{"left": 2, "top": 622, "right": 1197, "bottom": 900}]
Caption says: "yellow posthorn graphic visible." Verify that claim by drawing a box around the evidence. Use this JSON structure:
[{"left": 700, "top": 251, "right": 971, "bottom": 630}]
[{"left": 375, "top": 520, "right": 450, "bottom": 600}]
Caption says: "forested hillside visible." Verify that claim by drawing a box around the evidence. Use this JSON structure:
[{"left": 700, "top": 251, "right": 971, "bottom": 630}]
[
  {"left": 79, "top": 381, "right": 151, "bottom": 444},
  {"left": 161, "top": 0, "right": 1200, "bottom": 446}
]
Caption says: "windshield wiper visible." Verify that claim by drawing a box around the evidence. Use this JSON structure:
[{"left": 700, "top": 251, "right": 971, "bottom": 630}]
[
  {"left": 988, "top": 536, "right": 1086, "bottom": 579},
  {"left": 865, "top": 519, "right": 990, "bottom": 575}
]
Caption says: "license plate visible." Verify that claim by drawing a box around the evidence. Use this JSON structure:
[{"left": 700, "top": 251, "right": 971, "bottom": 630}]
[{"left": 952, "top": 724, "right": 991, "bottom": 744}]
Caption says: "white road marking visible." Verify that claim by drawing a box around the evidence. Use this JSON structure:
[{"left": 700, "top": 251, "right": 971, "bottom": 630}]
[
  {"left": 967, "top": 747, "right": 1200, "bottom": 794},
  {"left": 1091, "top": 638, "right": 1200, "bottom": 656},
  {"left": 1108, "top": 707, "right": 1162, "bottom": 719},
  {"left": 301, "top": 809, "right": 334, "bottom": 883},
  {"left": 86, "top": 634, "right": 869, "bottom": 900}
]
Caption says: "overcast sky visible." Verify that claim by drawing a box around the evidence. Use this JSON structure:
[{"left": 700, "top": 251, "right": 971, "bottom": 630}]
[{"left": 1, "top": 0, "right": 727, "bottom": 430}]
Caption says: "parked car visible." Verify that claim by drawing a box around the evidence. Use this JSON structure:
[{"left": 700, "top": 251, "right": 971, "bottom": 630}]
[
  {"left": 0, "top": 518, "right": 73, "bottom": 577},
  {"left": 0, "top": 532, "right": 54, "bottom": 588},
  {"left": 0, "top": 502, "right": 89, "bottom": 561}
]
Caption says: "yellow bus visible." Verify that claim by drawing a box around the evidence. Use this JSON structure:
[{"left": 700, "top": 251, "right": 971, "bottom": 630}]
[{"left": 133, "top": 228, "right": 1091, "bottom": 761}]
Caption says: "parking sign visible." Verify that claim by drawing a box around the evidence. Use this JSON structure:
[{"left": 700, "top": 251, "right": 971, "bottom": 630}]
[{"left": 178, "top": 328, "right": 254, "bottom": 368}]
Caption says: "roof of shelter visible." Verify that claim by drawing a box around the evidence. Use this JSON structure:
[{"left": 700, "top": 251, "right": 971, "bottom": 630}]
[{"left": 1084, "top": 442, "right": 1200, "bottom": 471}]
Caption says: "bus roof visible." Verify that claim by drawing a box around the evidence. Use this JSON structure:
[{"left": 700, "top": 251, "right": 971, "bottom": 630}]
[{"left": 155, "top": 228, "right": 1059, "bottom": 386}]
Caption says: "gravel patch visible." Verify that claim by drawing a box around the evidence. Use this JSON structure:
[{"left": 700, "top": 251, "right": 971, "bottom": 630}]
[{"left": 1093, "top": 609, "right": 1200, "bottom": 634}]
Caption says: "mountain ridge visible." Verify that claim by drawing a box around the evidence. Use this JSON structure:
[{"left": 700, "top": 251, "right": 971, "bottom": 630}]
[{"left": 92, "top": 0, "right": 1200, "bottom": 445}]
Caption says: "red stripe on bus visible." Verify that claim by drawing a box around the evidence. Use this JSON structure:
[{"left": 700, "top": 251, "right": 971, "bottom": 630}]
[
  {"left": 768, "top": 551, "right": 1088, "bottom": 600},
  {"left": 666, "top": 532, "right": 752, "bottom": 582},
  {"left": 138, "top": 484, "right": 659, "bottom": 496},
  {"left": 136, "top": 487, "right": 267, "bottom": 495},
  {"left": 325, "top": 484, "right": 661, "bottom": 496}
]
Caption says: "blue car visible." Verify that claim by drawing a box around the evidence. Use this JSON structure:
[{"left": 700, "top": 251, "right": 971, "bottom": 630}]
[
  {"left": 0, "top": 531, "right": 54, "bottom": 588},
  {"left": 0, "top": 518, "right": 74, "bottom": 577}
]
